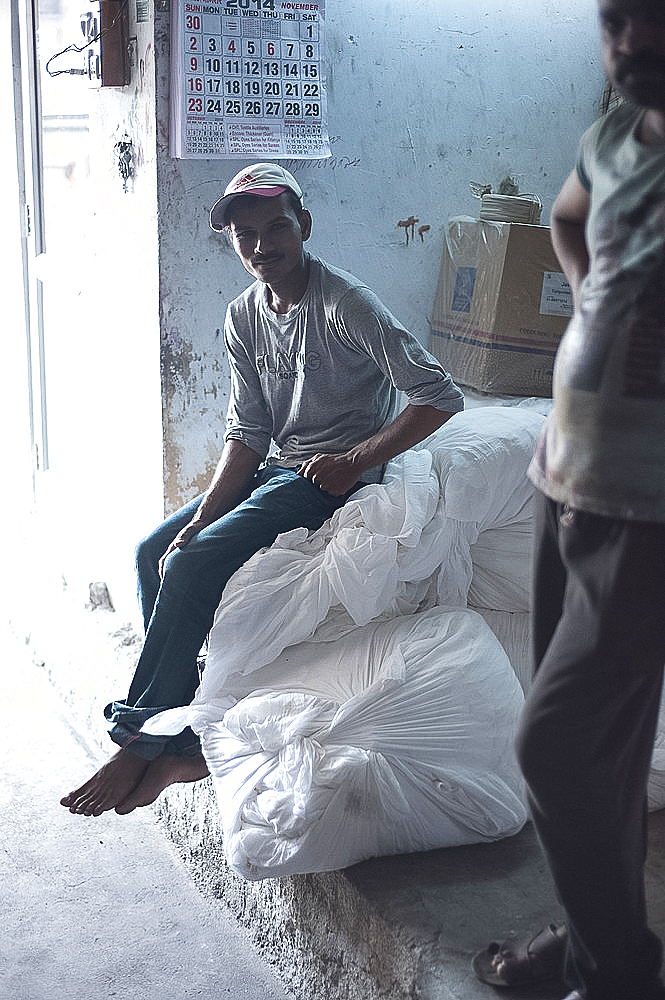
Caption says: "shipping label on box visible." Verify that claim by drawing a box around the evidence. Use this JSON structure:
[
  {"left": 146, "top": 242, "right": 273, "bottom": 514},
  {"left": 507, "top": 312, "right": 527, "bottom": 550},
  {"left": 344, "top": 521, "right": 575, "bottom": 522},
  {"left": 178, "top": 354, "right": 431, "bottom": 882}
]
[
  {"left": 451, "top": 267, "right": 478, "bottom": 313},
  {"left": 540, "top": 271, "right": 574, "bottom": 317},
  {"left": 429, "top": 219, "right": 572, "bottom": 397}
]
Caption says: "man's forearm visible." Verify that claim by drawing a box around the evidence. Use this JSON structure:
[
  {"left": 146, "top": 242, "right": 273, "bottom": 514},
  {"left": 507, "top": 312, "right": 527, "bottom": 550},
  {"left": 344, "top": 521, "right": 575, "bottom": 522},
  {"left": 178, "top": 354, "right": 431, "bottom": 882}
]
[
  {"left": 298, "top": 404, "right": 457, "bottom": 495},
  {"left": 193, "top": 438, "right": 263, "bottom": 526},
  {"left": 551, "top": 218, "right": 589, "bottom": 306},
  {"left": 348, "top": 404, "right": 455, "bottom": 474},
  {"left": 550, "top": 168, "right": 591, "bottom": 307},
  {"left": 158, "top": 439, "right": 263, "bottom": 577}
]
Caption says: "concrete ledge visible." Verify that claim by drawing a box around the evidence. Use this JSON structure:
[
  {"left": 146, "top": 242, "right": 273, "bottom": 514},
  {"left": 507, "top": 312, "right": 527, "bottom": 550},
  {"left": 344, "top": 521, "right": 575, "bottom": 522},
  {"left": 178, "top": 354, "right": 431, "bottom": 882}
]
[
  {"left": 157, "top": 781, "right": 428, "bottom": 1000},
  {"left": 154, "top": 775, "right": 565, "bottom": 1000}
]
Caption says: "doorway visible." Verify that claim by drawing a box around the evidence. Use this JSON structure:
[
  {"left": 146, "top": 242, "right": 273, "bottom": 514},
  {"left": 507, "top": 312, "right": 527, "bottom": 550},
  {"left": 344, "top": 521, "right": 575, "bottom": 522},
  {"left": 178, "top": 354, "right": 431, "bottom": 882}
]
[{"left": 10, "top": 0, "right": 94, "bottom": 497}]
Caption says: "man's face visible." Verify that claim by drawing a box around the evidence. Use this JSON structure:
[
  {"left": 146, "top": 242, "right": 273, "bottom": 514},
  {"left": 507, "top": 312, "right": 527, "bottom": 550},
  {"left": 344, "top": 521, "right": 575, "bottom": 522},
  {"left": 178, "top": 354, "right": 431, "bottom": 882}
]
[
  {"left": 599, "top": 0, "right": 665, "bottom": 109},
  {"left": 226, "top": 193, "right": 311, "bottom": 287}
]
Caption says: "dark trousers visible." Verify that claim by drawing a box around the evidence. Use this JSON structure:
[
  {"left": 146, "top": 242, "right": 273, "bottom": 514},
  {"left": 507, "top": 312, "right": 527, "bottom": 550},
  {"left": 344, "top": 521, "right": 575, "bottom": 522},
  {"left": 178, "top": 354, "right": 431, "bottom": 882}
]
[{"left": 517, "top": 492, "right": 665, "bottom": 999}]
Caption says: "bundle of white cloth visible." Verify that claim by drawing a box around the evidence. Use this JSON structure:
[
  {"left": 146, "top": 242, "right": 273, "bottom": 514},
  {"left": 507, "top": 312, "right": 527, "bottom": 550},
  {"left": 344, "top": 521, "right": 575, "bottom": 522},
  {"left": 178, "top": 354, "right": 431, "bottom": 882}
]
[{"left": 144, "top": 405, "right": 665, "bottom": 878}]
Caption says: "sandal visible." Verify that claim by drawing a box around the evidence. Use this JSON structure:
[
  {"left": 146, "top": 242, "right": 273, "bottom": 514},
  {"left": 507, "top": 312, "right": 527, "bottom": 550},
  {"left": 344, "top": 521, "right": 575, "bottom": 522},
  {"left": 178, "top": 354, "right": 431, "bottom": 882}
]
[{"left": 472, "top": 922, "right": 567, "bottom": 987}]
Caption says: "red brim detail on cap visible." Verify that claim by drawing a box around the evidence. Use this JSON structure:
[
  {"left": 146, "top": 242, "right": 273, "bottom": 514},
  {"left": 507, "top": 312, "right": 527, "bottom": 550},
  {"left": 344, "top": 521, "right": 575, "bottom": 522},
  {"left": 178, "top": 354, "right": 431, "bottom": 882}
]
[{"left": 240, "top": 185, "right": 288, "bottom": 197}]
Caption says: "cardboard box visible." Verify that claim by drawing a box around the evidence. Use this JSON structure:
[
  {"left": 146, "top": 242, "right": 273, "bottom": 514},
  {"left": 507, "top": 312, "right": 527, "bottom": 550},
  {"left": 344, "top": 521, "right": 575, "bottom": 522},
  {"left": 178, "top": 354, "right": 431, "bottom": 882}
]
[{"left": 429, "top": 219, "right": 573, "bottom": 397}]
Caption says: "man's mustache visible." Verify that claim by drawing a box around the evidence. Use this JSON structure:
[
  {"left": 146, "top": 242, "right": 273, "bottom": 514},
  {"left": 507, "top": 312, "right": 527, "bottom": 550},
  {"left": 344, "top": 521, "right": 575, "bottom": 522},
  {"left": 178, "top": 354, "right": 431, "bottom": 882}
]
[
  {"left": 251, "top": 254, "right": 281, "bottom": 265},
  {"left": 616, "top": 53, "right": 665, "bottom": 81}
]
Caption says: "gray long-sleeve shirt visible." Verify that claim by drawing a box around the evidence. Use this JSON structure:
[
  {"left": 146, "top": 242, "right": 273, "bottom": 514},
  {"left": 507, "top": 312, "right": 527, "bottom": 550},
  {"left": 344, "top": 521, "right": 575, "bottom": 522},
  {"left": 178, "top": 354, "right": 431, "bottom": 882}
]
[{"left": 224, "top": 254, "right": 464, "bottom": 482}]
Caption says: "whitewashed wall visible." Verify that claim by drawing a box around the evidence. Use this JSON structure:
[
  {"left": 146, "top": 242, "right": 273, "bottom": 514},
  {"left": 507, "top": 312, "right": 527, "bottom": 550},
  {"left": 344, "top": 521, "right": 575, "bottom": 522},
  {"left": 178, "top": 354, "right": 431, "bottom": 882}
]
[{"left": 155, "top": 0, "right": 604, "bottom": 510}]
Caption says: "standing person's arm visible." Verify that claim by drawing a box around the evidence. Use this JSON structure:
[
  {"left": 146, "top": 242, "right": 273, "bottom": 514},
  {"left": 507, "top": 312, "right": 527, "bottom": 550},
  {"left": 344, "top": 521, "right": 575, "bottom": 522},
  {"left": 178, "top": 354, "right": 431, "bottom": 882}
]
[
  {"left": 550, "top": 168, "right": 591, "bottom": 307},
  {"left": 158, "top": 439, "right": 262, "bottom": 577}
]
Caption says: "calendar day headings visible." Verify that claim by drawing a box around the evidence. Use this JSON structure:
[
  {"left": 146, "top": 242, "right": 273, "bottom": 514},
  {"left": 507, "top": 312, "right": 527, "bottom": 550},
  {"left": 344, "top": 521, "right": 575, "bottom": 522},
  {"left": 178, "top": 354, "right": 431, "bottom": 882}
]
[{"left": 183, "top": 2, "right": 320, "bottom": 17}]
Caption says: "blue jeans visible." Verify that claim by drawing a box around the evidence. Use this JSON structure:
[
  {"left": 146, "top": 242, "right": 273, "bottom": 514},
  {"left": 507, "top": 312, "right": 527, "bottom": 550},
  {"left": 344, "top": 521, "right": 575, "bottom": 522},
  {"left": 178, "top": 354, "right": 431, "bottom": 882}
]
[{"left": 105, "top": 467, "right": 356, "bottom": 759}]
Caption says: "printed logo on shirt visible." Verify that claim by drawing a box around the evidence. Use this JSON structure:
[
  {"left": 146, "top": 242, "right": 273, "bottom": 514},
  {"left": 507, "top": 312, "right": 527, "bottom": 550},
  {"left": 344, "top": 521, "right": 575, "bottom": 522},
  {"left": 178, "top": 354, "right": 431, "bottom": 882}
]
[{"left": 256, "top": 350, "right": 322, "bottom": 379}]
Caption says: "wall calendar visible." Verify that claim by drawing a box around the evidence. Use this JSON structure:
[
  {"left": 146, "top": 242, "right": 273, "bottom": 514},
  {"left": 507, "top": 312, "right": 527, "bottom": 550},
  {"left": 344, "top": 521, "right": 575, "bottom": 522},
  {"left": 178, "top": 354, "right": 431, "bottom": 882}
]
[{"left": 170, "top": 0, "right": 330, "bottom": 159}]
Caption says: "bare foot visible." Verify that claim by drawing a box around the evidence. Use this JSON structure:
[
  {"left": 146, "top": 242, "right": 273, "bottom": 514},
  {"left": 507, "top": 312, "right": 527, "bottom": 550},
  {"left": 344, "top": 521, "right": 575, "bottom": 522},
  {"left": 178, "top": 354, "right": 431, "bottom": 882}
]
[
  {"left": 60, "top": 748, "right": 150, "bottom": 816},
  {"left": 114, "top": 753, "right": 209, "bottom": 814}
]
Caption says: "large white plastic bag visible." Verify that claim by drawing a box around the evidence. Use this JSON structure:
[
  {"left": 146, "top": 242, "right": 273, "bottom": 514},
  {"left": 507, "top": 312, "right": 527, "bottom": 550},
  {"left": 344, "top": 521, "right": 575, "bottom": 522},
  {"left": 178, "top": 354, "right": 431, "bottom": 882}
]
[
  {"left": 477, "top": 608, "right": 532, "bottom": 693},
  {"left": 200, "top": 606, "right": 527, "bottom": 880},
  {"left": 420, "top": 407, "right": 544, "bottom": 608},
  {"left": 420, "top": 406, "right": 544, "bottom": 526},
  {"left": 201, "top": 448, "right": 444, "bottom": 693},
  {"left": 468, "top": 519, "right": 533, "bottom": 613},
  {"left": 201, "top": 408, "right": 544, "bottom": 695}
]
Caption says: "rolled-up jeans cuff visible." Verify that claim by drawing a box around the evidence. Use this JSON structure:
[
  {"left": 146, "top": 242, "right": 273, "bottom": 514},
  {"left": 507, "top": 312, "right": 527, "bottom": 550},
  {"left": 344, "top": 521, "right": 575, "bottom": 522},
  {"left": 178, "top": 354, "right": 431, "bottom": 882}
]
[{"left": 104, "top": 701, "right": 202, "bottom": 760}]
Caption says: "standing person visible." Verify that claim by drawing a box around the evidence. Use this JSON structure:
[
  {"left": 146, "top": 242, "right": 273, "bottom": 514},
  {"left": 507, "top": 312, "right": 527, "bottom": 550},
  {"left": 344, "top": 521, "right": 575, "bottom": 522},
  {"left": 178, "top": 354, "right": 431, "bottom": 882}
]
[
  {"left": 475, "top": 2, "right": 665, "bottom": 998},
  {"left": 60, "top": 163, "right": 464, "bottom": 819}
]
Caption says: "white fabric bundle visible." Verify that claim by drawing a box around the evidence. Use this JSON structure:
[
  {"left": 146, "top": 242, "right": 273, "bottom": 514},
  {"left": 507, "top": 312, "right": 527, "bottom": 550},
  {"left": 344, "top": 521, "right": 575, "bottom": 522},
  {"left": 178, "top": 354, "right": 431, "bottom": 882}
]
[
  {"left": 209, "top": 405, "right": 545, "bottom": 699},
  {"left": 201, "top": 607, "right": 527, "bottom": 880}
]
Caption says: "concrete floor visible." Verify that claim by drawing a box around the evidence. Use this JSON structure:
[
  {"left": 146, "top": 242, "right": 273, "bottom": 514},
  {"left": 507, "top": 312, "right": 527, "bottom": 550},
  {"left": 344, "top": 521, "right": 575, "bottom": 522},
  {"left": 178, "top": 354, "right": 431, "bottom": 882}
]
[
  {"left": 1, "top": 625, "right": 292, "bottom": 1000},
  {"left": 345, "top": 808, "right": 665, "bottom": 1000}
]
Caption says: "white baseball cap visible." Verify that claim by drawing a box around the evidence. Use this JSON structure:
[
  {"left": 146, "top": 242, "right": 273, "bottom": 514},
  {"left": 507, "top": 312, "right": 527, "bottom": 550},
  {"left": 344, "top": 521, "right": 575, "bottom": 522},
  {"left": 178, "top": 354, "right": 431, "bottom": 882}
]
[{"left": 210, "top": 163, "right": 303, "bottom": 231}]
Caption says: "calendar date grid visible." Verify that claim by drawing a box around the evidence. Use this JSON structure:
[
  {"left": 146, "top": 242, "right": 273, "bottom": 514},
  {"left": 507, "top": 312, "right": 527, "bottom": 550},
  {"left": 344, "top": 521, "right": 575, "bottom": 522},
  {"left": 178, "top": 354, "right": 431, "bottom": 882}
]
[{"left": 183, "top": 10, "right": 323, "bottom": 125}]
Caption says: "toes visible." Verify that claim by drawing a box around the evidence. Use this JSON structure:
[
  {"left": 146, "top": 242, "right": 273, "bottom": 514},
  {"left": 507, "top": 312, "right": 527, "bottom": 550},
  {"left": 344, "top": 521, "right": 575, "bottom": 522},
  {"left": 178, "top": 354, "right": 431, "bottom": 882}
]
[
  {"left": 60, "top": 773, "right": 104, "bottom": 812},
  {"left": 61, "top": 788, "right": 95, "bottom": 814},
  {"left": 68, "top": 793, "right": 100, "bottom": 816},
  {"left": 60, "top": 751, "right": 150, "bottom": 817},
  {"left": 114, "top": 796, "right": 139, "bottom": 815}
]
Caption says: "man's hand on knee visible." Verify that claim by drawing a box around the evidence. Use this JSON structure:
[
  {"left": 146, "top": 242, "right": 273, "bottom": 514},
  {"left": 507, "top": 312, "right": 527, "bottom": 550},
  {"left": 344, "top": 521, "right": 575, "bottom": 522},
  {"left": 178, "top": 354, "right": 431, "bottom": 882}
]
[{"left": 158, "top": 523, "right": 202, "bottom": 578}]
